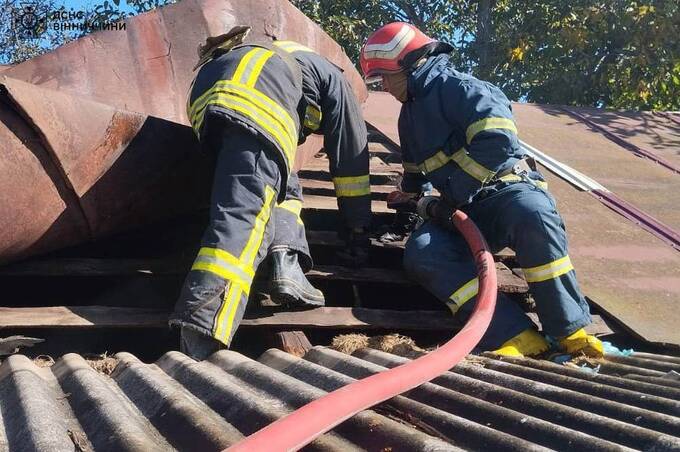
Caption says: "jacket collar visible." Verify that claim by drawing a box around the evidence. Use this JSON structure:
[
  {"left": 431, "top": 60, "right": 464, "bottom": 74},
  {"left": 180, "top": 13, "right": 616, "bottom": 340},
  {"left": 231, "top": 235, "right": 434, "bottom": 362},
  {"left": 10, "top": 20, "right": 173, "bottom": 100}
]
[{"left": 407, "top": 53, "right": 450, "bottom": 100}]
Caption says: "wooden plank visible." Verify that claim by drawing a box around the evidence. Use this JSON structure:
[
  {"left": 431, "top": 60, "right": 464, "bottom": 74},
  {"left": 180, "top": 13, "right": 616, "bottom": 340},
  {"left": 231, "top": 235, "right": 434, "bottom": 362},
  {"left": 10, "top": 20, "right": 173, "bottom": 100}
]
[
  {"left": 0, "top": 306, "right": 169, "bottom": 328},
  {"left": 310, "top": 263, "right": 528, "bottom": 293},
  {"left": 242, "top": 307, "right": 459, "bottom": 330},
  {"left": 269, "top": 331, "right": 313, "bottom": 357},
  {"left": 307, "top": 230, "right": 406, "bottom": 250},
  {"left": 0, "top": 306, "right": 611, "bottom": 335},
  {"left": 0, "top": 258, "right": 180, "bottom": 276},
  {"left": 302, "top": 194, "right": 390, "bottom": 213},
  {"left": 306, "top": 231, "right": 517, "bottom": 259},
  {"left": 302, "top": 156, "right": 400, "bottom": 176},
  {"left": 300, "top": 178, "right": 395, "bottom": 195},
  {"left": 0, "top": 259, "right": 528, "bottom": 292},
  {"left": 0, "top": 306, "right": 457, "bottom": 330}
]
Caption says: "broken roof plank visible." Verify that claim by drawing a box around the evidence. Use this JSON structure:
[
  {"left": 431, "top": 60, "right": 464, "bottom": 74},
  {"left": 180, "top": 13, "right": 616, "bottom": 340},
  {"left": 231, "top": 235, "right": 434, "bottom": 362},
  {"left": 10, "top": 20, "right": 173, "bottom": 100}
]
[{"left": 0, "top": 259, "right": 528, "bottom": 293}]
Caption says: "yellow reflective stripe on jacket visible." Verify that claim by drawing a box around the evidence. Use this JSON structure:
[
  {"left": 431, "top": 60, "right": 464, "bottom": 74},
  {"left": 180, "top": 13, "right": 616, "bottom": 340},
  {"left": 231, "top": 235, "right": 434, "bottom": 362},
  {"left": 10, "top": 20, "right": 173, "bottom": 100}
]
[
  {"left": 466, "top": 117, "right": 518, "bottom": 144},
  {"left": 196, "top": 93, "right": 295, "bottom": 165},
  {"left": 447, "top": 277, "right": 478, "bottom": 314},
  {"left": 189, "top": 82, "right": 297, "bottom": 166},
  {"left": 245, "top": 50, "right": 274, "bottom": 87},
  {"left": 273, "top": 40, "right": 315, "bottom": 53},
  {"left": 403, "top": 162, "right": 421, "bottom": 174},
  {"left": 187, "top": 47, "right": 298, "bottom": 167},
  {"left": 450, "top": 148, "right": 495, "bottom": 183},
  {"left": 497, "top": 174, "right": 549, "bottom": 190},
  {"left": 418, "top": 147, "right": 495, "bottom": 182},
  {"left": 418, "top": 149, "right": 456, "bottom": 174},
  {"left": 214, "top": 185, "right": 277, "bottom": 342},
  {"left": 232, "top": 48, "right": 273, "bottom": 86},
  {"left": 333, "top": 175, "right": 371, "bottom": 197},
  {"left": 523, "top": 255, "right": 574, "bottom": 283},
  {"left": 304, "top": 105, "right": 322, "bottom": 131},
  {"left": 189, "top": 80, "right": 296, "bottom": 143},
  {"left": 277, "top": 199, "right": 304, "bottom": 225}
]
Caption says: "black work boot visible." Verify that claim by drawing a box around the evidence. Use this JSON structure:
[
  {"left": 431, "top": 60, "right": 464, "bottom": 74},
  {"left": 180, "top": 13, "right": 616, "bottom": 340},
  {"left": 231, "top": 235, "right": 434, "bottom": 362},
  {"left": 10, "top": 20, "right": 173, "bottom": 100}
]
[{"left": 269, "top": 249, "right": 325, "bottom": 308}]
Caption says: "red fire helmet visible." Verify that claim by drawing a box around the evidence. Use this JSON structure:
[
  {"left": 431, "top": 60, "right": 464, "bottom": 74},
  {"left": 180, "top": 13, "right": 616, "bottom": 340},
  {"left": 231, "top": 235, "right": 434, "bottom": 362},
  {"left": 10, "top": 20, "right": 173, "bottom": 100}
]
[{"left": 360, "top": 22, "right": 435, "bottom": 82}]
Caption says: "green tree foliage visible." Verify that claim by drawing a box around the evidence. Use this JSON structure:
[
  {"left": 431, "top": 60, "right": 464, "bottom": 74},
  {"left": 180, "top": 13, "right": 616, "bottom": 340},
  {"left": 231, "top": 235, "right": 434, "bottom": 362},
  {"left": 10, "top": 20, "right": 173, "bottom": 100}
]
[
  {"left": 481, "top": 0, "right": 680, "bottom": 110},
  {"left": 293, "top": 0, "right": 680, "bottom": 110},
  {"left": 291, "top": 0, "right": 469, "bottom": 68}
]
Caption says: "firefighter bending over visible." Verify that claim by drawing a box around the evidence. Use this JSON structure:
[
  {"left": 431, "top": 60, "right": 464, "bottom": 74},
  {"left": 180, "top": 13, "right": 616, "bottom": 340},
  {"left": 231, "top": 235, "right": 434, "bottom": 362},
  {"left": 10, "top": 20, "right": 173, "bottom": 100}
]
[{"left": 170, "top": 27, "right": 371, "bottom": 359}]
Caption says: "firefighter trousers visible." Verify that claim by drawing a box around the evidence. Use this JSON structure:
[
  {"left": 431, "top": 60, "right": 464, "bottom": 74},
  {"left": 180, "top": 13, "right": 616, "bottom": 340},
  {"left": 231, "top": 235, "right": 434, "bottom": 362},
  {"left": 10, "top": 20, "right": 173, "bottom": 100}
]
[
  {"left": 170, "top": 127, "right": 282, "bottom": 346},
  {"left": 404, "top": 182, "right": 592, "bottom": 350}
]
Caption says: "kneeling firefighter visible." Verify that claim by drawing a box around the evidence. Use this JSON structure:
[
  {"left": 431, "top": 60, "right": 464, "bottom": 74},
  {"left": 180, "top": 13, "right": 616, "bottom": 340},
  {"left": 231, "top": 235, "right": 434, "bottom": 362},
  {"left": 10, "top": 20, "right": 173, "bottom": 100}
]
[
  {"left": 170, "top": 27, "right": 371, "bottom": 359},
  {"left": 360, "top": 23, "right": 604, "bottom": 358}
]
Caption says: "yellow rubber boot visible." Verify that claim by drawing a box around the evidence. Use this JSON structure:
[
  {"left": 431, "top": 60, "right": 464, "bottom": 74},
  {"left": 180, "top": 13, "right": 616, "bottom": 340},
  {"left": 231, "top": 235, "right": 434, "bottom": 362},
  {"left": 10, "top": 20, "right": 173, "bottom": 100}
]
[
  {"left": 491, "top": 328, "right": 550, "bottom": 357},
  {"left": 559, "top": 328, "right": 604, "bottom": 358}
]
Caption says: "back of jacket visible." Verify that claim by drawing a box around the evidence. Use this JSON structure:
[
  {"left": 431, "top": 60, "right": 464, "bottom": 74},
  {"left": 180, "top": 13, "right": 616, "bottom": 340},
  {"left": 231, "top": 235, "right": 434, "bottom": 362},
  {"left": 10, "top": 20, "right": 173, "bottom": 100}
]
[
  {"left": 399, "top": 53, "right": 527, "bottom": 206},
  {"left": 187, "top": 44, "right": 302, "bottom": 187}
]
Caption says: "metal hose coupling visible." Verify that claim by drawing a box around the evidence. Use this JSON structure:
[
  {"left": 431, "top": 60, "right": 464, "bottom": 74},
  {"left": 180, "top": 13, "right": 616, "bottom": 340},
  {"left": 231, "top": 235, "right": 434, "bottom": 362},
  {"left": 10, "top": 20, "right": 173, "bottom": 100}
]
[{"left": 416, "top": 196, "right": 440, "bottom": 220}]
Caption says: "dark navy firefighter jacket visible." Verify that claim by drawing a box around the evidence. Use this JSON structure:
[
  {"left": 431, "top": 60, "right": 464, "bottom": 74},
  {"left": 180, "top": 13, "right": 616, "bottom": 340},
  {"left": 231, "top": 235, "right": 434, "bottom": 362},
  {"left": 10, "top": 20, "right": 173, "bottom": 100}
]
[
  {"left": 187, "top": 40, "right": 371, "bottom": 229},
  {"left": 399, "top": 53, "right": 544, "bottom": 206}
]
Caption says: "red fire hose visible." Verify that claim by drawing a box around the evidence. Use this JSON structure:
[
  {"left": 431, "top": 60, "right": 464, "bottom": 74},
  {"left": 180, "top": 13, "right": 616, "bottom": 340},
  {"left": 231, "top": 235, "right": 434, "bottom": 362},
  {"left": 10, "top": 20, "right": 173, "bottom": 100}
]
[{"left": 228, "top": 210, "right": 498, "bottom": 451}]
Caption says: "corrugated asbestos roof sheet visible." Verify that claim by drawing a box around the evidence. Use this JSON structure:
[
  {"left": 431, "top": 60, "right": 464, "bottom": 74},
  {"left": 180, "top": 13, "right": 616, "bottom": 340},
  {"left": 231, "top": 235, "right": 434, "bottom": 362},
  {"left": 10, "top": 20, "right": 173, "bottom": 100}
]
[{"left": 2, "top": 347, "right": 679, "bottom": 451}]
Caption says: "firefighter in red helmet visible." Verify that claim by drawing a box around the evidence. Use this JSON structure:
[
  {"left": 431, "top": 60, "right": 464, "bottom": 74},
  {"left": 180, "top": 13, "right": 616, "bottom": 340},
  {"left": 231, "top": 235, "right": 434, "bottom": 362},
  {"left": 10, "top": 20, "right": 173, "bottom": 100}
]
[{"left": 360, "top": 23, "right": 603, "bottom": 358}]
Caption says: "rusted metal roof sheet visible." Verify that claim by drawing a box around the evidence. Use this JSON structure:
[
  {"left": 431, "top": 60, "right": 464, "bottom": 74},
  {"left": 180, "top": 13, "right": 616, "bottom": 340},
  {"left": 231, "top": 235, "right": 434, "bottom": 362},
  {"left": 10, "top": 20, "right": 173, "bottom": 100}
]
[
  {"left": 1, "top": 348, "right": 678, "bottom": 451},
  {"left": 564, "top": 106, "right": 680, "bottom": 170},
  {"left": 513, "top": 104, "right": 680, "bottom": 232},
  {"left": 0, "top": 0, "right": 371, "bottom": 263},
  {"left": 0, "top": 76, "right": 213, "bottom": 264},
  {"left": 2, "top": 0, "right": 367, "bottom": 125},
  {"left": 363, "top": 91, "right": 401, "bottom": 144},
  {"left": 540, "top": 170, "right": 680, "bottom": 346}
]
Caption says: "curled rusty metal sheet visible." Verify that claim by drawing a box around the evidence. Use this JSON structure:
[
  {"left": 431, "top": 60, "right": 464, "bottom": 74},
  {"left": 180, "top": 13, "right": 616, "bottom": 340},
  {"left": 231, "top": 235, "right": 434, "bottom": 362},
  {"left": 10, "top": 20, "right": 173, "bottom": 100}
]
[
  {"left": 2, "top": 0, "right": 367, "bottom": 170},
  {"left": 0, "top": 76, "right": 213, "bottom": 264},
  {"left": 0, "top": 0, "right": 369, "bottom": 263}
]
